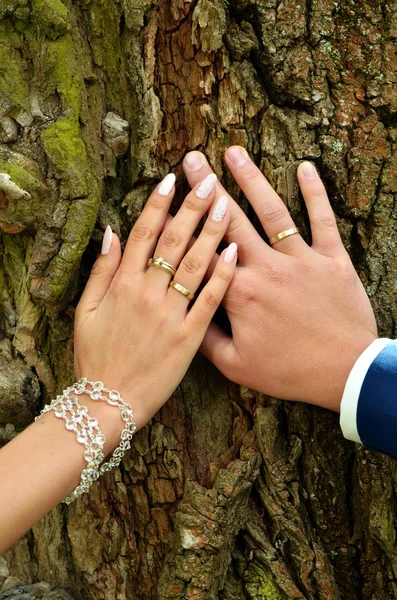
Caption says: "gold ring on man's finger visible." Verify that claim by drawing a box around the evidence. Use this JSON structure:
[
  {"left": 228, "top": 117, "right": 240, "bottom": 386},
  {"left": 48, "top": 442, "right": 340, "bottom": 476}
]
[{"left": 269, "top": 227, "right": 300, "bottom": 246}]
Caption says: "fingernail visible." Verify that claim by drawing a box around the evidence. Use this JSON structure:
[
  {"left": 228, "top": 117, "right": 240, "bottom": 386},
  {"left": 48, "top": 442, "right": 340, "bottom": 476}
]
[
  {"left": 158, "top": 173, "right": 176, "bottom": 196},
  {"left": 212, "top": 195, "right": 228, "bottom": 222},
  {"left": 226, "top": 146, "right": 248, "bottom": 167},
  {"left": 224, "top": 242, "right": 237, "bottom": 263},
  {"left": 301, "top": 161, "right": 318, "bottom": 180},
  {"left": 196, "top": 173, "right": 217, "bottom": 199},
  {"left": 184, "top": 152, "right": 203, "bottom": 172},
  {"left": 101, "top": 225, "right": 113, "bottom": 255}
]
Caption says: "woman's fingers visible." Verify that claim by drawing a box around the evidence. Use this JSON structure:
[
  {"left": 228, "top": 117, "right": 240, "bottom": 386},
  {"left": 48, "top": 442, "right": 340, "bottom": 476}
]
[
  {"left": 76, "top": 227, "right": 122, "bottom": 321},
  {"left": 297, "top": 162, "right": 345, "bottom": 257},
  {"left": 224, "top": 146, "right": 308, "bottom": 255},
  {"left": 186, "top": 243, "right": 238, "bottom": 334},
  {"left": 167, "top": 195, "right": 230, "bottom": 309},
  {"left": 160, "top": 213, "right": 220, "bottom": 281},
  {"left": 146, "top": 173, "right": 218, "bottom": 286},
  {"left": 183, "top": 152, "right": 263, "bottom": 263},
  {"left": 119, "top": 173, "right": 176, "bottom": 275}
]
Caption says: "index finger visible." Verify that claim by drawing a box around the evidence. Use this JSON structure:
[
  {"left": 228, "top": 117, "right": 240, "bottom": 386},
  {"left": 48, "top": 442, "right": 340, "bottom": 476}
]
[{"left": 182, "top": 151, "right": 265, "bottom": 263}]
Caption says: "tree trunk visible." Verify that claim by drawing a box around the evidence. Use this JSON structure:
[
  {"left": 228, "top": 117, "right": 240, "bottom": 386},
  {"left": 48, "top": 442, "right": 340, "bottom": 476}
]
[{"left": 1, "top": 0, "right": 397, "bottom": 598}]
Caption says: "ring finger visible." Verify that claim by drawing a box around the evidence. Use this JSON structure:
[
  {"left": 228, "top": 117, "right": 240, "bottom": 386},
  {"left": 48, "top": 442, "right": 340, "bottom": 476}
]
[
  {"left": 146, "top": 173, "right": 218, "bottom": 286},
  {"left": 167, "top": 195, "right": 230, "bottom": 310}
]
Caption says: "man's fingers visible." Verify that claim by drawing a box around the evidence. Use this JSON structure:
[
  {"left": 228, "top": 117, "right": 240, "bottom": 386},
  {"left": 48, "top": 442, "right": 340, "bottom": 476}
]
[
  {"left": 76, "top": 227, "right": 122, "bottom": 321},
  {"left": 297, "top": 162, "right": 345, "bottom": 257},
  {"left": 199, "top": 322, "right": 239, "bottom": 381},
  {"left": 224, "top": 146, "right": 308, "bottom": 256},
  {"left": 183, "top": 151, "right": 263, "bottom": 263}
]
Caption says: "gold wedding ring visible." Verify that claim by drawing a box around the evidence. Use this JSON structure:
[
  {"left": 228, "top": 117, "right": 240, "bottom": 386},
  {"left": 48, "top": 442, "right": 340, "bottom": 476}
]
[
  {"left": 269, "top": 226, "right": 300, "bottom": 246},
  {"left": 147, "top": 257, "right": 176, "bottom": 277},
  {"left": 169, "top": 281, "right": 195, "bottom": 301}
]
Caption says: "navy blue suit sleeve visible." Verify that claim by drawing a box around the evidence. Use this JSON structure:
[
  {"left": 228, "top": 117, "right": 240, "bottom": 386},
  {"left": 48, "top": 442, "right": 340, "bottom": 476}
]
[{"left": 357, "top": 340, "right": 397, "bottom": 458}]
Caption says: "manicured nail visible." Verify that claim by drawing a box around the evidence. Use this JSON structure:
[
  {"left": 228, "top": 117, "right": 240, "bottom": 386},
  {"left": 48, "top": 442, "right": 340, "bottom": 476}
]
[
  {"left": 226, "top": 146, "right": 248, "bottom": 167},
  {"left": 101, "top": 225, "right": 113, "bottom": 255},
  {"left": 224, "top": 242, "right": 237, "bottom": 263},
  {"left": 212, "top": 195, "right": 228, "bottom": 221},
  {"left": 196, "top": 173, "right": 217, "bottom": 199},
  {"left": 301, "top": 161, "right": 318, "bottom": 180},
  {"left": 158, "top": 173, "right": 176, "bottom": 196},
  {"left": 184, "top": 152, "right": 204, "bottom": 171}
]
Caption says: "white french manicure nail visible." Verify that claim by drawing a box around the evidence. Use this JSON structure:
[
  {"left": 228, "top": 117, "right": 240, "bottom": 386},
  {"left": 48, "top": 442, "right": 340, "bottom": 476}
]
[
  {"left": 101, "top": 225, "right": 113, "bottom": 255},
  {"left": 196, "top": 173, "right": 217, "bottom": 199},
  {"left": 158, "top": 173, "right": 176, "bottom": 196},
  {"left": 224, "top": 242, "right": 237, "bottom": 263},
  {"left": 212, "top": 195, "right": 228, "bottom": 222}
]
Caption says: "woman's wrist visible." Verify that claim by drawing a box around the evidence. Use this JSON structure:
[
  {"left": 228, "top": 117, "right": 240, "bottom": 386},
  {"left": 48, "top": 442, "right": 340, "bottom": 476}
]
[{"left": 77, "top": 393, "right": 125, "bottom": 455}]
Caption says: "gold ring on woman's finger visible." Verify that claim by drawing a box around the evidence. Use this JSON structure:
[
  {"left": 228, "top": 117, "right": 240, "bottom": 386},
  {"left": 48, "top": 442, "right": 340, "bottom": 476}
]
[
  {"left": 147, "top": 257, "right": 176, "bottom": 277},
  {"left": 269, "top": 227, "right": 300, "bottom": 246},
  {"left": 169, "top": 280, "right": 195, "bottom": 301}
]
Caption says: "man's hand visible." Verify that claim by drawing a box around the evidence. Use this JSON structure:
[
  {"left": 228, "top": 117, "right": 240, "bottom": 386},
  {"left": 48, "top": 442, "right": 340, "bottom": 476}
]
[{"left": 183, "top": 148, "right": 378, "bottom": 411}]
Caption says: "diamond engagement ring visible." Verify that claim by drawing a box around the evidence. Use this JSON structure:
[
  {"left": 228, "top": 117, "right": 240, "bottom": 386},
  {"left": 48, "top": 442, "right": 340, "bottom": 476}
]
[{"left": 147, "top": 257, "right": 176, "bottom": 276}]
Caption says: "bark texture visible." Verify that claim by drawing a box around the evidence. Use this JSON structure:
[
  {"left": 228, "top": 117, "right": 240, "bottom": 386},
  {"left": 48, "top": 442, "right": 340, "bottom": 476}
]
[{"left": 0, "top": 0, "right": 397, "bottom": 598}]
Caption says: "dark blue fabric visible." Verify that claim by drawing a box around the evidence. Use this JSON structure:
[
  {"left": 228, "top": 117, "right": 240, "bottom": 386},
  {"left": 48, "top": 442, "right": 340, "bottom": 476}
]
[{"left": 357, "top": 340, "right": 397, "bottom": 458}]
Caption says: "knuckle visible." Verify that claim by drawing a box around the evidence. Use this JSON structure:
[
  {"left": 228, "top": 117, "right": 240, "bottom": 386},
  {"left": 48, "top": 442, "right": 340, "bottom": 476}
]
[
  {"left": 160, "top": 229, "right": 181, "bottom": 249},
  {"left": 227, "top": 214, "right": 245, "bottom": 236},
  {"left": 177, "top": 325, "right": 190, "bottom": 345},
  {"left": 147, "top": 195, "right": 165, "bottom": 210},
  {"left": 181, "top": 255, "right": 202, "bottom": 275},
  {"left": 227, "top": 277, "right": 256, "bottom": 305},
  {"left": 261, "top": 203, "right": 288, "bottom": 227},
  {"left": 239, "top": 161, "right": 260, "bottom": 182},
  {"left": 204, "top": 222, "right": 221, "bottom": 237},
  {"left": 112, "top": 272, "right": 132, "bottom": 294},
  {"left": 216, "top": 267, "right": 232, "bottom": 283},
  {"left": 309, "top": 180, "right": 328, "bottom": 198},
  {"left": 311, "top": 213, "right": 337, "bottom": 230},
  {"left": 264, "top": 262, "right": 286, "bottom": 286},
  {"left": 204, "top": 291, "right": 219, "bottom": 309},
  {"left": 89, "top": 259, "right": 105, "bottom": 278},
  {"left": 130, "top": 225, "right": 152, "bottom": 242},
  {"left": 184, "top": 196, "right": 202, "bottom": 213},
  {"left": 331, "top": 257, "right": 355, "bottom": 280},
  {"left": 141, "top": 289, "right": 158, "bottom": 311}
]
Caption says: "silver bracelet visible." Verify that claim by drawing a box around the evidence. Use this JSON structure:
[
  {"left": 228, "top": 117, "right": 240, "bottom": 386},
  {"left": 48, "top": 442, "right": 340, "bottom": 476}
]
[{"left": 36, "top": 378, "right": 136, "bottom": 504}]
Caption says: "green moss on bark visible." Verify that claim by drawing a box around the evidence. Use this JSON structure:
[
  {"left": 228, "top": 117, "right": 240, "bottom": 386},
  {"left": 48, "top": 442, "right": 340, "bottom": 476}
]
[
  {"left": 244, "top": 564, "right": 286, "bottom": 600},
  {"left": 0, "top": 20, "right": 30, "bottom": 110},
  {"left": 41, "top": 116, "right": 88, "bottom": 198},
  {"left": 31, "top": 0, "right": 69, "bottom": 39}
]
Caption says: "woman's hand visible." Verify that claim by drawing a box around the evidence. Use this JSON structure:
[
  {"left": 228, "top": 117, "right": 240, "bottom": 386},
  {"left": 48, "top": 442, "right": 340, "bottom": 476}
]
[
  {"left": 182, "top": 149, "right": 378, "bottom": 412},
  {"left": 74, "top": 172, "right": 237, "bottom": 440},
  {"left": 0, "top": 172, "right": 238, "bottom": 553}
]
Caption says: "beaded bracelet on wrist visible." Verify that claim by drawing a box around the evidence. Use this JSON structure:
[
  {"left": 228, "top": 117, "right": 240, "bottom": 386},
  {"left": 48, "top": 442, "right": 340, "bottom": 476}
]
[{"left": 36, "top": 378, "right": 136, "bottom": 504}]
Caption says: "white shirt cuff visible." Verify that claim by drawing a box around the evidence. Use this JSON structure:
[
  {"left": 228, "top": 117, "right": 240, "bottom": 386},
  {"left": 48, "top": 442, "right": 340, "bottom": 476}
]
[{"left": 339, "top": 338, "right": 392, "bottom": 443}]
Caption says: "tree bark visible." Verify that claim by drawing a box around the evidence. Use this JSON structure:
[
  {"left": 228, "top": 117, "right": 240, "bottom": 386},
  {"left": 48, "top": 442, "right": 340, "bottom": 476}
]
[{"left": 1, "top": 0, "right": 397, "bottom": 598}]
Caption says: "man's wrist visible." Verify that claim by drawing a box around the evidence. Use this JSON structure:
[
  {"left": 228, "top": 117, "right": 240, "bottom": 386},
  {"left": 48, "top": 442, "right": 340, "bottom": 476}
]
[{"left": 339, "top": 338, "right": 392, "bottom": 441}]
